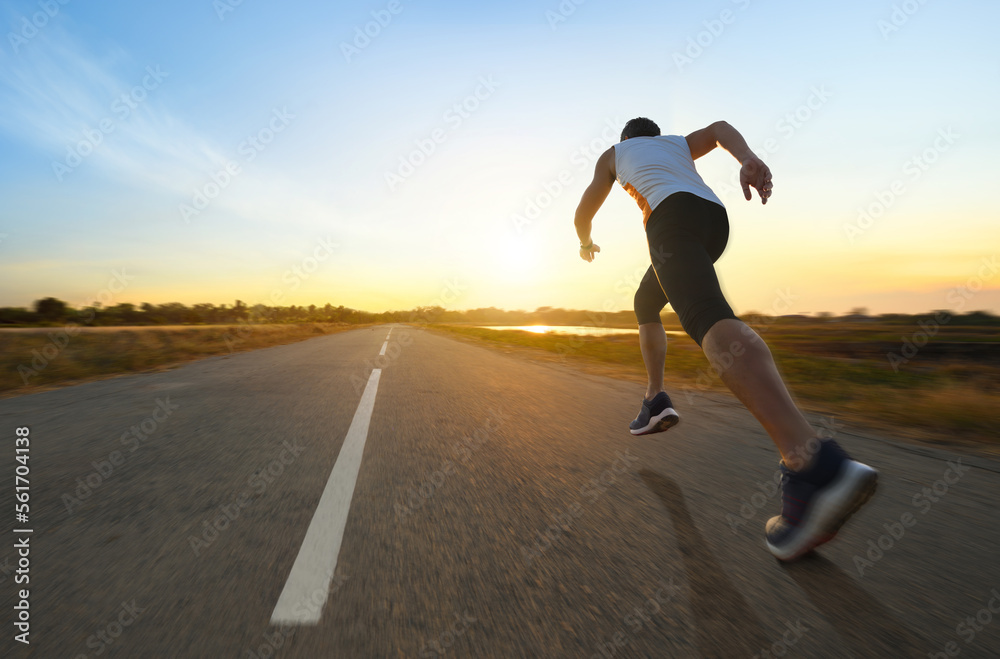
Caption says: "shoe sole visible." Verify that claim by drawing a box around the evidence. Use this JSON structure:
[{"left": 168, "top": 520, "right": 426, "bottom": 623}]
[
  {"left": 630, "top": 408, "right": 680, "bottom": 436},
  {"left": 767, "top": 460, "right": 879, "bottom": 562}
]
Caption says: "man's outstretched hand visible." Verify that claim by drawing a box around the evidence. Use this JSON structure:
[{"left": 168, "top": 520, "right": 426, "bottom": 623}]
[
  {"left": 579, "top": 243, "right": 601, "bottom": 262},
  {"left": 740, "top": 156, "right": 773, "bottom": 205}
]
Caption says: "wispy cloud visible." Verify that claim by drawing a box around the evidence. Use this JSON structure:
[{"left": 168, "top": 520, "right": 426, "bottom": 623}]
[
  {"left": 0, "top": 22, "right": 342, "bottom": 229},
  {"left": 0, "top": 25, "right": 221, "bottom": 176}
]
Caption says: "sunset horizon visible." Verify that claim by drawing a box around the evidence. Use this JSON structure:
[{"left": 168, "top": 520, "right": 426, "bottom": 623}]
[
  {"left": 2, "top": 3, "right": 999, "bottom": 656},
  {"left": 2, "top": 2, "right": 997, "bottom": 322}
]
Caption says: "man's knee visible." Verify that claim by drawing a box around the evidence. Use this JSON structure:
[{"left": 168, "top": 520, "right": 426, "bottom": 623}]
[
  {"left": 681, "top": 306, "right": 739, "bottom": 347},
  {"left": 635, "top": 309, "right": 664, "bottom": 326},
  {"left": 634, "top": 293, "right": 663, "bottom": 326}
]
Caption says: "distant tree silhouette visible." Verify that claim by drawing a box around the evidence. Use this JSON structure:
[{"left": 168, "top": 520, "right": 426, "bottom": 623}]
[
  {"left": 0, "top": 299, "right": 994, "bottom": 329},
  {"left": 34, "top": 297, "right": 68, "bottom": 322},
  {"left": 960, "top": 310, "right": 1000, "bottom": 326},
  {"left": 0, "top": 306, "right": 34, "bottom": 325}
]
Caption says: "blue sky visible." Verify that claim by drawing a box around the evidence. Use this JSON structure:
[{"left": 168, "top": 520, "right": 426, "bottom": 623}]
[{"left": 1, "top": 0, "right": 998, "bottom": 315}]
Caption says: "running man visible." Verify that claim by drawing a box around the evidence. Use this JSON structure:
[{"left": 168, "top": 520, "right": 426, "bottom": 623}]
[{"left": 572, "top": 117, "right": 877, "bottom": 560}]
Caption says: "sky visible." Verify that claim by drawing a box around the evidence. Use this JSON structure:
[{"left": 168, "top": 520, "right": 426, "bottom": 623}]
[{"left": 0, "top": 0, "right": 998, "bottom": 317}]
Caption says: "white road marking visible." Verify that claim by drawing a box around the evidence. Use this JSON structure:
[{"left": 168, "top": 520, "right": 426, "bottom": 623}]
[
  {"left": 378, "top": 325, "right": 392, "bottom": 354},
  {"left": 270, "top": 368, "right": 382, "bottom": 625}
]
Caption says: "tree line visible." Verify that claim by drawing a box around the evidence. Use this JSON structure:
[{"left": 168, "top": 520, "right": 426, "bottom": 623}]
[
  {"left": 0, "top": 298, "right": 647, "bottom": 327},
  {"left": 2, "top": 297, "right": 998, "bottom": 328}
]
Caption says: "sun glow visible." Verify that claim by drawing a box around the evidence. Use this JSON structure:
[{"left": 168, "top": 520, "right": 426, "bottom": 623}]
[{"left": 493, "top": 234, "right": 543, "bottom": 283}]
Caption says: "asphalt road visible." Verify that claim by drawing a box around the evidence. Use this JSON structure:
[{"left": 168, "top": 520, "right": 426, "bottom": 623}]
[{"left": 1, "top": 325, "right": 998, "bottom": 658}]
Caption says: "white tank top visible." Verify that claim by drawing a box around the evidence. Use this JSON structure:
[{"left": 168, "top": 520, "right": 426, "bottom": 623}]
[{"left": 614, "top": 135, "right": 724, "bottom": 226}]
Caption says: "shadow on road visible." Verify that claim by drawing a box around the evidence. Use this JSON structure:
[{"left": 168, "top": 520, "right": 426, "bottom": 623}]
[
  {"left": 639, "top": 469, "right": 772, "bottom": 658},
  {"left": 782, "top": 553, "right": 929, "bottom": 657}
]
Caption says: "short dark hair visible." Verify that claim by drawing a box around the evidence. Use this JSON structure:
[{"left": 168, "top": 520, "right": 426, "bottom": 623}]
[{"left": 621, "top": 117, "right": 660, "bottom": 141}]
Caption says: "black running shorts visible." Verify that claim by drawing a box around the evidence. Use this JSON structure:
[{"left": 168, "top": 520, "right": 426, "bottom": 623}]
[{"left": 633, "top": 192, "right": 738, "bottom": 346}]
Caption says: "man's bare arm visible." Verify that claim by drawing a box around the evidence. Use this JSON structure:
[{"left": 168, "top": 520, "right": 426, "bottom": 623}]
[
  {"left": 685, "top": 121, "right": 725, "bottom": 160},
  {"left": 685, "top": 121, "right": 773, "bottom": 204},
  {"left": 573, "top": 147, "right": 615, "bottom": 261},
  {"left": 686, "top": 120, "right": 756, "bottom": 162}
]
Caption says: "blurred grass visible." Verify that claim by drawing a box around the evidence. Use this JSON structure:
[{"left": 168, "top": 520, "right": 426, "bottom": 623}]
[
  {"left": 4, "top": 320, "right": 997, "bottom": 443},
  {"left": 0, "top": 323, "right": 362, "bottom": 396},
  {"left": 428, "top": 324, "right": 1000, "bottom": 443}
]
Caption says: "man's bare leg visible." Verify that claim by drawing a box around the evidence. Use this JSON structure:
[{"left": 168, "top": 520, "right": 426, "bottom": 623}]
[
  {"left": 639, "top": 322, "right": 667, "bottom": 400},
  {"left": 630, "top": 322, "right": 679, "bottom": 435},
  {"left": 702, "top": 317, "right": 878, "bottom": 560},
  {"left": 701, "top": 318, "right": 816, "bottom": 470}
]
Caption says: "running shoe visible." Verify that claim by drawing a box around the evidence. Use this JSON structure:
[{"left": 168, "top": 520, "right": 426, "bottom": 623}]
[
  {"left": 629, "top": 392, "right": 679, "bottom": 436},
  {"left": 766, "top": 439, "right": 878, "bottom": 561}
]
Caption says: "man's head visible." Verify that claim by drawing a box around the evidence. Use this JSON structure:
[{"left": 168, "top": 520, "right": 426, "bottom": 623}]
[{"left": 620, "top": 117, "right": 660, "bottom": 142}]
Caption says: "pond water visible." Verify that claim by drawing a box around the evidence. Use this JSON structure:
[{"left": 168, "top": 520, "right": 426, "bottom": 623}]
[{"left": 476, "top": 325, "right": 685, "bottom": 337}]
